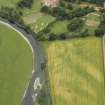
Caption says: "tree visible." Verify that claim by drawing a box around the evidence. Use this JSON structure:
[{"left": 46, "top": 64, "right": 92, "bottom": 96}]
[
  {"left": 67, "top": 18, "right": 84, "bottom": 31},
  {"left": 81, "top": 0, "right": 105, "bottom": 5},
  {"left": 17, "top": 0, "right": 34, "bottom": 8},
  {"left": 58, "top": 33, "right": 66, "bottom": 39},
  {"left": 48, "top": 33, "right": 57, "bottom": 41},
  {"left": 0, "top": 7, "right": 23, "bottom": 24},
  {"left": 95, "top": 11, "right": 105, "bottom": 37},
  {"left": 41, "top": 6, "right": 50, "bottom": 13},
  {"left": 59, "top": 0, "right": 66, "bottom": 7},
  {"left": 66, "top": 3, "right": 73, "bottom": 10},
  {"left": 50, "top": 7, "right": 68, "bottom": 20},
  {"left": 95, "top": 28, "right": 104, "bottom": 36},
  {"left": 81, "top": 29, "right": 89, "bottom": 37}
]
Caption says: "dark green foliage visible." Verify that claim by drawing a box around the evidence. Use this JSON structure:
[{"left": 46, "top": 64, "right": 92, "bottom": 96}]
[
  {"left": 17, "top": 0, "right": 34, "bottom": 8},
  {"left": 81, "top": 0, "right": 105, "bottom": 5},
  {"left": 0, "top": 7, "right": 23, "bottom": 24},
  {"left": 59, "top": 0, "right": 66, "bottom": 7},
  {"left": 41, "top": 6, "right": 50, "bottom": 13},
  {"left": 67, "top": 18, "right": 84, "bottom": 31},
  {"left": 48, "top": 33, "right": 57, "bottom": 41},
  {"left": 72, "top": 6, "right": 95, "bottom": 17},
  {"left": 81, "top": 29, "right": 89, "bottom": 37},
  {"left": 51, "top": 7, "right": 68, "bottom": 20},
  {"left": 0, "top": 7, "right": 36, "bottom": 35},
  {"left": 95, "top": 28, "right": 104, "bottom": 36},
  {"left": 95, "top": 12, "right": 105, "bottom": 37},
  {"left": 58, "top": 33, "right": 66, "bottom": 39},
  {"left": 66, "top": 3, "right": 73, "bottom": 10},
  {"left": 41, "top": 3, "right": 94, "bottom": 21}
]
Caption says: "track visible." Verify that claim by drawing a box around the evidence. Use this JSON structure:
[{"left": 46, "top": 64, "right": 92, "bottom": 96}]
[{"left": 0, "top": 18, "right": 46, "bottom": 105}]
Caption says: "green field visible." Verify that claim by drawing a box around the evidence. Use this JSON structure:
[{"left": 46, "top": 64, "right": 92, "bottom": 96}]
[
  {"left": 0, "top": 0, "right": 19, "bottom": 7},
  {"left": 42, "top": 37, "right": 105, "bottom": 105},
  {"left": 0, "top": 23, "right": 33, "bottom": 105},
  {"left": 51, "top": 20, "right": 69, "bottom": 34},
  {"left": 22, "top": 0, "right": 55, "bottom": 33}
]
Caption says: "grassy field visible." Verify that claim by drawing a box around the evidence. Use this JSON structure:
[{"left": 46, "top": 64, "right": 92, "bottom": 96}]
[
  {"left": 42, "top": 37, "right": 105, "bottom": 105},
  {"left": 30, "top": 15, "right": 55, "bottom": 33},
  {"left": 51, "top": 20, "right": 69, "bottom": 34},
  {"left": 0, "top": 23, "right": 33, "bottom": 105},
  {"left": 0, "top": 0, "right": 19, "bottom": 7},
  {"left": 22, "top": 0, "right": 55, "bottom": 33}
]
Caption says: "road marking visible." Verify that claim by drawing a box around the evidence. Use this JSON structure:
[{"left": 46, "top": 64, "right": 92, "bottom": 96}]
[
  {"left": 34, "top": 77, "right": 42, "bottom": 91},
  {"left": 32, "top": 70, "right": 34, "bottom": 74},
  {"left": 32, "top": 93, "right": 38, "bottom": 102}
]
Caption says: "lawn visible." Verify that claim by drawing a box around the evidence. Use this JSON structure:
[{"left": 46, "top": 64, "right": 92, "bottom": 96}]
[
  {"left": 22, "top": 0, "right": 42, "bottom": 16},
  {"left": 0, "top": 0, "right": 19, "bottom": 7},
  {"left": 42, "top": 37, "right": 105, "bottom": 105},
  {"left": 0, "top": 23, "right": 33, "bottom": 105},
  {"left": 30, "top": 15, "right": 55, "bottom": 33},
  {"left": 51, "top": 20, "right": 69, "bottom": 34}
]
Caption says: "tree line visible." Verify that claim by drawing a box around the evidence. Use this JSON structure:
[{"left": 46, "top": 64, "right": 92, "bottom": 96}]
[
  {"left": 63, "top": 0, "right": 105, "bottom": 5},
  {"left": 41, "top": 4, "right": 95, "bottom": 20},
  {"left": 81, "top": 0, "right": 105, "bottom": 5},
  {"left": 0, "top": 7, "right": 35, "bottom": 35}
]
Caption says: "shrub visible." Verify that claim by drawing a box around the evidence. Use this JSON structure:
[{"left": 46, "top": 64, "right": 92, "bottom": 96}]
[
  {"left": 81, "top": 29, "right": 89, "bottom": 37},
  {"left": 95, "top": 28, "right": 104, "bottom": 37},
  {"left": 67, "top": 18, "right": 84, "bottom": 31},
  {"left": 18, "top": 0, "right": 34, "bottom": 8},
  {"left": 58, "top": 33, "right": 66, "bottom": 39},
  {"left": 41, "top": 6, "right": 50, "bottom": 13},
  {"left": 48, "top": 33, "right": 57, "bottom": 41}
]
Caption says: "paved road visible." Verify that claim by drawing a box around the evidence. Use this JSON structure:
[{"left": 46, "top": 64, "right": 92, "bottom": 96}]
[{"left": 0, "top": 18, "right": 46, "bottom": 105}]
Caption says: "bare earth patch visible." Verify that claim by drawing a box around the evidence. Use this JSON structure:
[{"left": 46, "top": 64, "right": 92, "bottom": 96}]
[{"left": 42, "top": 0, "right": 59, "bottom": 7}]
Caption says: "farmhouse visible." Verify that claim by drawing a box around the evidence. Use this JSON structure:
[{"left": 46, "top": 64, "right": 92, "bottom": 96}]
[{"left": 42, "top": 0, "right": 59, "bottom": 7}]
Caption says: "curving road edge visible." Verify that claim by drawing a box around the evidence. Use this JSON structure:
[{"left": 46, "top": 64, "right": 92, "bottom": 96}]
[{"left": 0, "top": 18, "right": 46, "bottom": 105}]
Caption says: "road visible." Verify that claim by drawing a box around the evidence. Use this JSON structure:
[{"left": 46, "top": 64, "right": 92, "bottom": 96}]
[{"left": 0, "top": 18, "right": 46, "bottom": 105}]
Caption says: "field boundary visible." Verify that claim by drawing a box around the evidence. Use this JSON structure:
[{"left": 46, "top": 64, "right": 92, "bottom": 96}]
[{"left": 102, "top": 35, "right": 105, "bottom": 83}]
